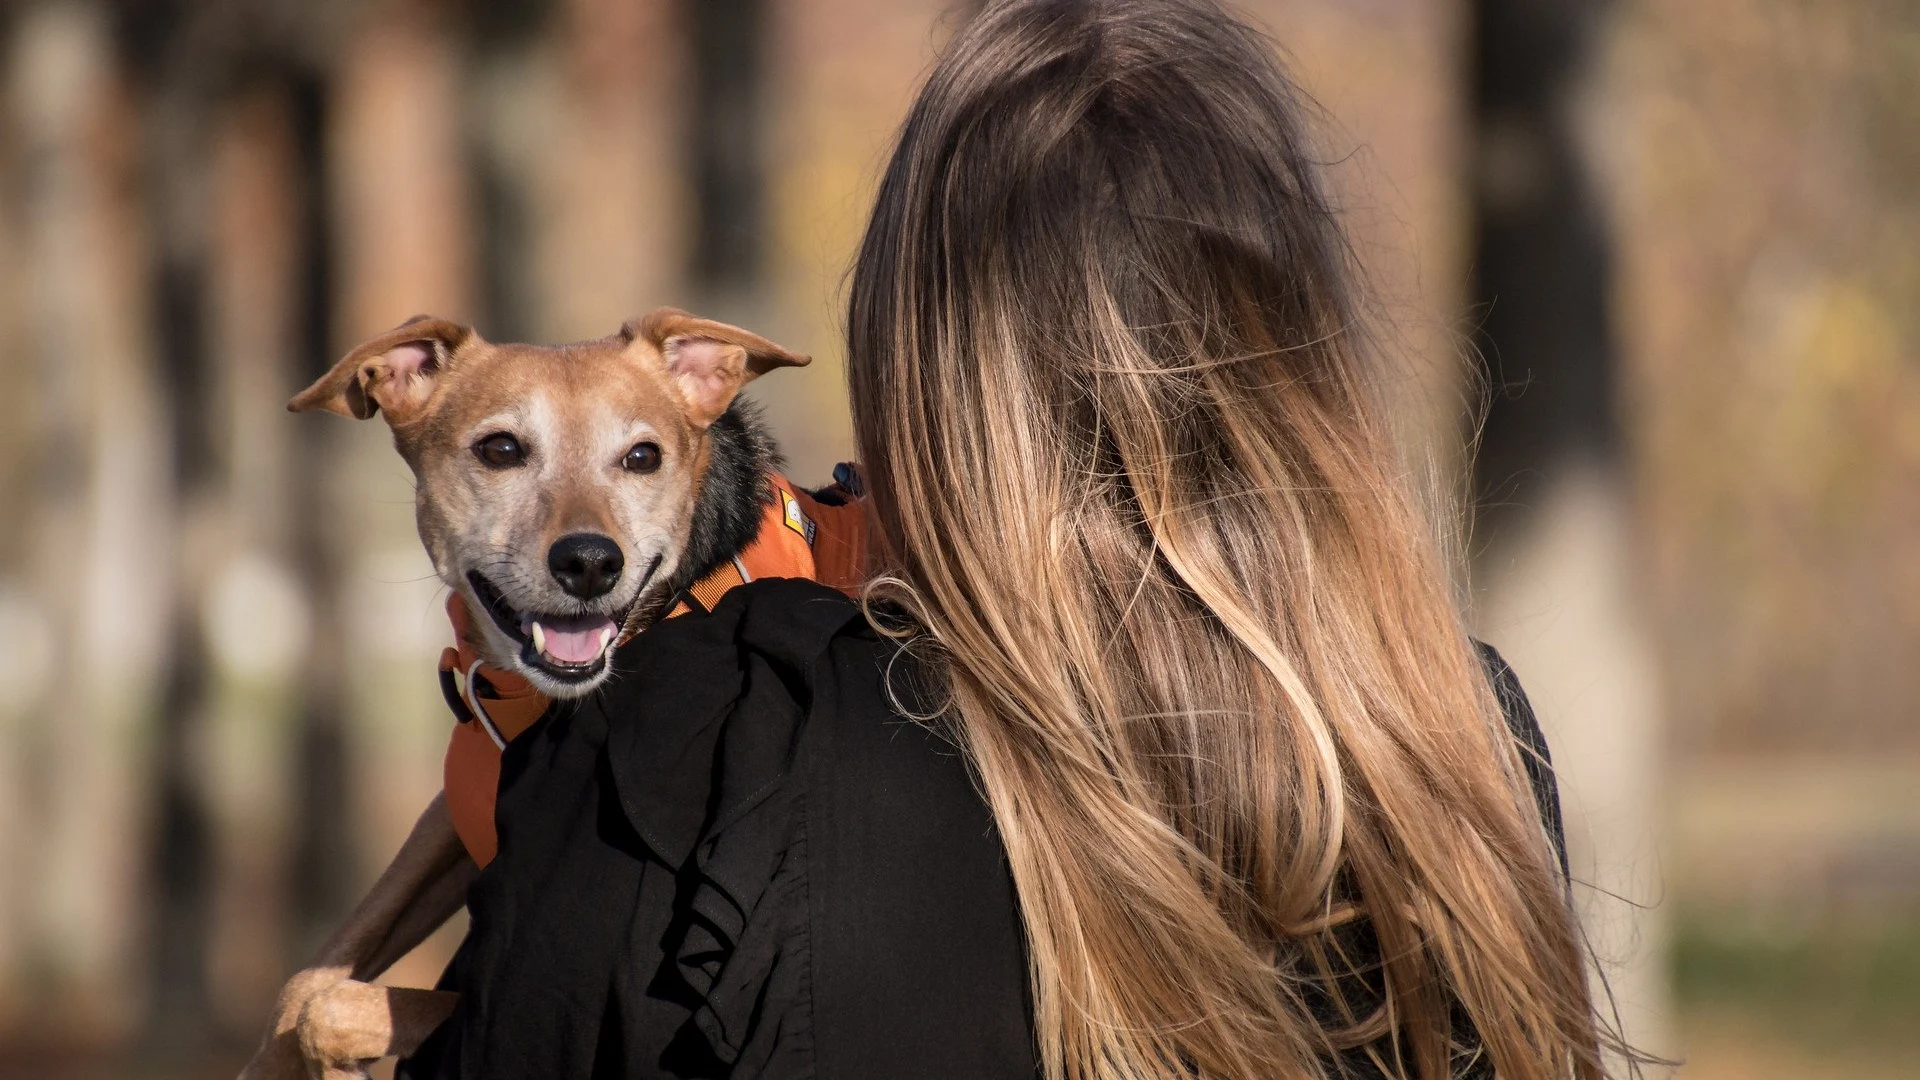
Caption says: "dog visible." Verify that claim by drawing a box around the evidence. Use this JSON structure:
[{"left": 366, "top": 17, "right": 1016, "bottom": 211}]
[{"left": 240, "top": 309, "right": 860, "bottom": 1080}]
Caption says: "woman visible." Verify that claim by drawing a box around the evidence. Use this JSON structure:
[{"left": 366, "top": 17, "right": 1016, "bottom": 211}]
[{"left": 407, "top": 1, "right": 1611, "bottom": 1077}]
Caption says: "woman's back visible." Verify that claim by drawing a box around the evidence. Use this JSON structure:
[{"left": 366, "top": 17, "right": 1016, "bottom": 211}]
[
  {"left": 847, "top": 1, "right": 1611, "bottom": 1076},
  {"left": 405, "top": 579, "right": 1563, "bottom": 1080}
]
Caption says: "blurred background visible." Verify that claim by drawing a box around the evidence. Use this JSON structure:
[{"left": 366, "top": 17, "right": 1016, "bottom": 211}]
[{"left": 0, "top": 0, "right": 1914, "bottom": 1076}]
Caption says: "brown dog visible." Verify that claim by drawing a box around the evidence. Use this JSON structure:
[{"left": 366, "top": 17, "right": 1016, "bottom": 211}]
[{"left": 240, "top": 310, "right": 809, "bottom": 1080}]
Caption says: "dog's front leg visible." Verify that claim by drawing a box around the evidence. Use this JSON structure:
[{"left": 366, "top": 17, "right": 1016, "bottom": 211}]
[{"left": 240, "top": 793, "right": 474, "bottom": 1080}]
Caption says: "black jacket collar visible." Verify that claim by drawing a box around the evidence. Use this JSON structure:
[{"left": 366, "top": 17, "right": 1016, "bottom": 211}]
[{"left": 593, "top": 578, "right": 865, "bottom": 866}]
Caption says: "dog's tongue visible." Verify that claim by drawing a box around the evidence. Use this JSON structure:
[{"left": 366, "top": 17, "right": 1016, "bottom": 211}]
[{"left": 526, "top": 612, "right": 617, "bottom": 665}]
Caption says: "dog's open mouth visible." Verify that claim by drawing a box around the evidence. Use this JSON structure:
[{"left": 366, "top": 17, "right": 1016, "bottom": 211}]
[{"left": 464, "top": 564, "right": 655, "bottom": 683}]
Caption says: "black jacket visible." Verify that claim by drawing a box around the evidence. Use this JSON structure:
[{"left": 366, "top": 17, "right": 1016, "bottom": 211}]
[{"left": 401, "top": 578, "right": 1562, "bottom": 1080}]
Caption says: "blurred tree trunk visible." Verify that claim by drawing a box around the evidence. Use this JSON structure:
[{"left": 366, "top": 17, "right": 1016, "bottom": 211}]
[
  {"left": 320, "top": 0, "right": 478, "bottom": 993},
  {"left": 140, "top": 38, "right": 219, "bottom": 1062},
  {"left": 465, "top": 0, "right": 686, "bottom": 347},
  {"left": 1465, "top": 0, "right": 1670, "bottom": 1063},
  {"left": 1469, "top": 0, "right": 1619, "bottom": 524},
  {"left": 0, "top": 18, "right": 42, "bottom": 1034},
  {"left": 531, "top": 0, "right": 688, "bottom": 339},
  {"left": 197, "top": 84, "right": 313, "bottom": 1033},
  {"left": 689, "top": 0, "right": 769, "bottom": 309},
  {"left": 8, "top": 1, "right": 172, "bottom": 1040},
  {"left": 757, "top": 0, "right": 969, "bottom": 481},
  {"left": 284, "top": 64, "right": 360, "bottom": 985}
]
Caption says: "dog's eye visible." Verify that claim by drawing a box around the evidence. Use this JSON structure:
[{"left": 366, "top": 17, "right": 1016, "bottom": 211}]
[
  {"left": 474, "top": 433, "right": 526, "bottom": 468},
  {"left": 623, "top": 441, "right": 662, "bottom": 474}
]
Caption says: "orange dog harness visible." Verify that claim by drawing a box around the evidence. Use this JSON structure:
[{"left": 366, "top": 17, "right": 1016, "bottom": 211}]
[{"left": 438, "top": 471, "right": 868, "bottom": 866}]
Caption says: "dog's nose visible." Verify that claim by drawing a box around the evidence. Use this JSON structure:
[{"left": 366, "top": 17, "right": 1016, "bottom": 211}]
[{"left": 548, "top": 533, "right": 624, "bottom": 599}]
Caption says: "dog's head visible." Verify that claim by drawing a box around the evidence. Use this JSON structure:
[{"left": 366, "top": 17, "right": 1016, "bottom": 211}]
[{"left": 290, "top": 309, "right": 808, "bottom": 697}]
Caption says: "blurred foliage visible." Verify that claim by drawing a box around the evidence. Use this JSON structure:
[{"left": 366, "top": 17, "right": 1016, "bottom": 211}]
[
  {"left": 1672, "top": 913, "right": 1920, "bottom": 1045},
  {"left": 1605, "top": 0, "right": 1920, "bottom": 756}
]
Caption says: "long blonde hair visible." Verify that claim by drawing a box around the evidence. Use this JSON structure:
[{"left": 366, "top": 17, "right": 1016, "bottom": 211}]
[{"left": 847, "top": 2, "right": 1608, "bottom": 1078}]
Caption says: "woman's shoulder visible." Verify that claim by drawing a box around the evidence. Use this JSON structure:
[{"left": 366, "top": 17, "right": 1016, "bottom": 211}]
[
  {"left": 614, "top": 577, "right": 1036, "bottom": 1077},
  {"left": 666, "top": 577, "right": 1008, "bottom": 912},
  {"left": 631, "top": 577, "right": 964, "bottom": 785},
  {"left": 1471, "top": 639, "right": 1567, "bottom": 877},
  {"left": 785, "top": 612, "right": 1040, "bottom": 1078}
]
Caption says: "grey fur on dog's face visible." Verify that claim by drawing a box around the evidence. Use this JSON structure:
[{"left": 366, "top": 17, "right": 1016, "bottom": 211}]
[{"left": 290, "top": 310, "right": 807, "bottom": 697}]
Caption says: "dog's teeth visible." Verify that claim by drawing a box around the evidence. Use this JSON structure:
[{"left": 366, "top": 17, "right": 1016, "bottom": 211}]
[
  {"left": 598, "top": 627, "right": 615, "bottom": 654},
  {"left": 531, "top": 621, "right": 547, "bottom": 656}
]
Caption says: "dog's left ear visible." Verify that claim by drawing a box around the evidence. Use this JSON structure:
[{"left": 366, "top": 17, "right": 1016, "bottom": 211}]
[
  {"left": 622, "top": 308, "right": 811, "bottom": 428},
  {"left": 289, "top": 315, "right": 475, "bottom": 422}
]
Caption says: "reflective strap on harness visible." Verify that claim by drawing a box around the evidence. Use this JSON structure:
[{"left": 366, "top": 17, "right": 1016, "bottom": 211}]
[
  {"left": 436, "top": 653, "right": 510, "bottom": 750},
  {"left": 461, "top": 659, "right": 508, "bottom": 750}
]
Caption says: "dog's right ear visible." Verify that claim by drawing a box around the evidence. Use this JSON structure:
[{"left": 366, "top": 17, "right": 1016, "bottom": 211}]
[
  {"left": 620, "top": 309, "right": 810, "bottom": 428},
  {"left": 289, "top": 316, "right": 475, "bottom": 421}
]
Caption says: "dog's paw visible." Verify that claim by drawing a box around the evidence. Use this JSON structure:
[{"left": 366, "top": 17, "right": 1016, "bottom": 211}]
[
  {"left": 297, "top": 980, "right": 460, "bottom": 1076},
  {"left": 297, "top": 979, "right": 392, "bottom": 1067},
  {"left": 238, "top": 967, "right": 354, "bottom": 1080}
]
